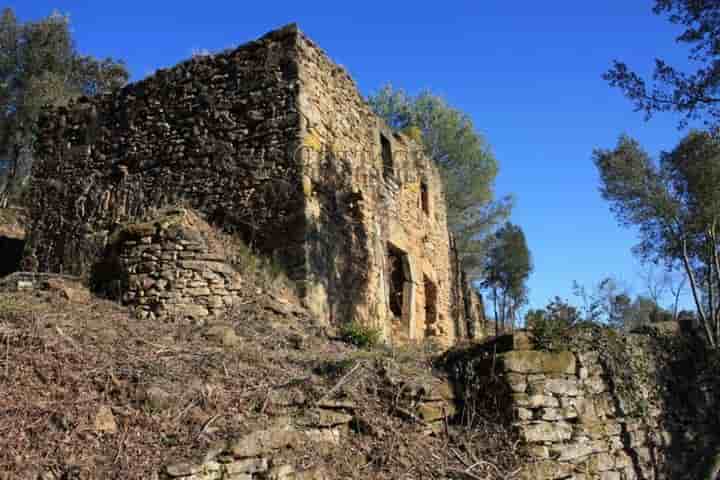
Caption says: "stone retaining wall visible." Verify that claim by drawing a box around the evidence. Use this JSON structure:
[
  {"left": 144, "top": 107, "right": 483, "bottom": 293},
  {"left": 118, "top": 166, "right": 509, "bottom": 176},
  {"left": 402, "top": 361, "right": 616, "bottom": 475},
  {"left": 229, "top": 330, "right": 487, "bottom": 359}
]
[
  {"left": 162, "top": 420, "right": 342, "bottom": 480},
  {"left": 160, "top": 384, "right": 458, "bottom": 480},
  {"left": 449, "top": 329, "right": 720, "bottom": 480},
  {"left": 501, "top": 348, "right": 644, "bottom": 479}
]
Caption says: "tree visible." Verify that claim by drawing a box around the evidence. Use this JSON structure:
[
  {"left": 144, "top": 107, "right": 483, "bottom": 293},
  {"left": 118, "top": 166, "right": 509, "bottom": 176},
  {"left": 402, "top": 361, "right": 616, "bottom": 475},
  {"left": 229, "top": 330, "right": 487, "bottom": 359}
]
[
  {"left": 481, "top": 222, "right": 532, "bottom": 334},
  {"left": 368, "top": 85, "right": 512, "bottom": 275},
  {"left": 604, "top": 1, "right": 720, "bottom": 129},
  {"left": 594, "top": 131, "right": 720, "bottom": 347},
  {"left": 0, "top": 8, "right": 128, "bottom": 207}
]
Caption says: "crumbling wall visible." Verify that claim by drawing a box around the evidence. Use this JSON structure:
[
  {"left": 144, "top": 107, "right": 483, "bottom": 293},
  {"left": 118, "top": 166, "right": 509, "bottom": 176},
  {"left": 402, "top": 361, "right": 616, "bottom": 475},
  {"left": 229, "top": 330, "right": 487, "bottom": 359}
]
[
  {"left": 295, "top": 31, "right": 458, "bottom": 345},
  {"left": 101, "top": 209, "right": 243, "bottom": 321},
  {"left": 449, "top": 329, "right": 720, "bottom": 479},
  {"left": 25, "top": 24, "right": 306, "bottom": 281}
]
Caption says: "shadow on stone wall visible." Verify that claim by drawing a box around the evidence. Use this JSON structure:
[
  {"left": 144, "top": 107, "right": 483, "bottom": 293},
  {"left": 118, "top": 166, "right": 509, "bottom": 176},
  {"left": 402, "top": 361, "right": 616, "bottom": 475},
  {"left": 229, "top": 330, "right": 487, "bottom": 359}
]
[
  {"left": 0, "top": 235, "right": 25, "bottom": 277},
  {"left": 646, "top": 331, "right": 720, "bottom": 479},
  {"left": 306, "top": 150, "right": 370, "bottom": 326},
  {"left": 437, "top": 337, "right": 515, "bottom": 428}
]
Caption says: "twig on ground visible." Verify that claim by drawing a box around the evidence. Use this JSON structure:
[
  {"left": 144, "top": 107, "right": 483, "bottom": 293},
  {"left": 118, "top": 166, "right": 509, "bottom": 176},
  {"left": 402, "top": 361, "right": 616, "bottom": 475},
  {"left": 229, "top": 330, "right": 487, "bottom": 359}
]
[{"left": 315, "top": 361, "right": 363, "bottom": 405}]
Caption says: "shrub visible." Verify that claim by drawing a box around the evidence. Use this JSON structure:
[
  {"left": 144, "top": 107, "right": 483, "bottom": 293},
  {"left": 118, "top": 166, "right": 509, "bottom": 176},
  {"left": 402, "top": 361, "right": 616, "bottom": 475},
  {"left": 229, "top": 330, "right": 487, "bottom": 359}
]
[{"left": 339, "top": 322, "right": 381, "bottom": 348}]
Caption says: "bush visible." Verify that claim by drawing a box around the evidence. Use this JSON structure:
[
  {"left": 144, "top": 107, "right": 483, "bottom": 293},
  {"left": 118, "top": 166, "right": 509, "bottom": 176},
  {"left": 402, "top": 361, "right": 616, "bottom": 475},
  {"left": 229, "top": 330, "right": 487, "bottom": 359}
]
[
  {"left": 530, "top": 315, "right": 572, "bottom": 351},
  {"left": 339, "top": 322, "right": 381, "bottom": 348}
]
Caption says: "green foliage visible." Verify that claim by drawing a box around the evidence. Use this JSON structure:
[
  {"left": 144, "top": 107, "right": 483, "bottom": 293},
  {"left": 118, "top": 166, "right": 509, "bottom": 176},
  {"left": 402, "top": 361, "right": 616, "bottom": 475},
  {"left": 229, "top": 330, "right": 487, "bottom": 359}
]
[
  {"left": 482, "top": 222, "right": 532, "bottom": 331},
  {"left": 605, "top": 1, "right": 720, "bottom": 129},
  {"left": 0, "top": 8, "right": 128, "bottom": 206},
  {"left": 368, "top": 85, "right": 512, "bottom": 275},
  {"left": 526, "top": 297, "right": 579, "bottom": 351},
  {"left": 594, "top": 132, "right": 720, "bottom": 347},
  {"left": 338, "top": 321, "right": 381, "bottom": 348}
]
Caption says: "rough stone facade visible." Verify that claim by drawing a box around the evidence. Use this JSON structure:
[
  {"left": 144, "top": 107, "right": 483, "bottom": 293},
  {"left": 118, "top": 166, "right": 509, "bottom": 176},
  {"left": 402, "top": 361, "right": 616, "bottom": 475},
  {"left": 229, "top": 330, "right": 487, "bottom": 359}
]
[
  {"left": 449, "top": 328, "right": 720, "bottom": 479},
  {"left": 24, "top": 23, "right": 482, "bottom": 345}
]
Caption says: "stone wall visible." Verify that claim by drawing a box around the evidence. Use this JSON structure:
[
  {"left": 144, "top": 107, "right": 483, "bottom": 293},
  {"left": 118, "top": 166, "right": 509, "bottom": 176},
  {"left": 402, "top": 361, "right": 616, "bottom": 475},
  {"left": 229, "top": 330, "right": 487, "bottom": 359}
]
[
  {"left": 159, "top": 379, "right": 458, "bottom": 480},
  {"left": 448, "top": 328, "right": 720, "bottom": 480},
  {"left": 295, "top": 31, "right": 461, "bottom": 345},
  {"left": 102, "top": 209, "right": 243, "bottom": 321},
  {"left": 24, "top": 23, "right": 483, "bottom": 346},
  {"left": 161, "top": 414, "right": 349, "bottom": 480},
  {"left": 26, "top": 24, "right": 305, "bottom": 280}
]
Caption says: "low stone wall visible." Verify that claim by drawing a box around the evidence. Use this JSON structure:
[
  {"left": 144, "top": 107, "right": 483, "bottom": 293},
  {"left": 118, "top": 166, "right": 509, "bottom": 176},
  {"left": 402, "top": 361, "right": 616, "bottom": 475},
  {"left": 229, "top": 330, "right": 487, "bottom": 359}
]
[
  {"left": 502, "top": 349, "right": 644, "bottom": 479},
  {"left": 101, "top": 209, "right": 243, "bottom": 322},
  {"left": 161, "top": 399, "right": 353, "bottom": 480},
  {"left": 159, "top": 376, "right": 459, "bottom": 480},
  {"left": 447, "top": 328, "right": 720, "bottom": 480},
  {"left": 162, "top": 422, "right": 341, "bottom": 480}
]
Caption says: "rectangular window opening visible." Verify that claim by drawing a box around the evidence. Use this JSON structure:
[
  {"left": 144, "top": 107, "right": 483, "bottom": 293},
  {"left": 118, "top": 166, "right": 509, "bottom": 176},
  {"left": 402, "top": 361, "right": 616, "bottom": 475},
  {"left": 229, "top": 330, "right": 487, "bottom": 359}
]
[
  {"left": 381, "top": 133, "right": 393, "bottom": 178},
  {"left": 424, "top": 275, "right": 438, "bottom": 326},
  {"left": 420, "top": 181, "right": 429, "bottom": 214},
  {"left": 387, "top": 245, "right": 406, "bottom": 318}
]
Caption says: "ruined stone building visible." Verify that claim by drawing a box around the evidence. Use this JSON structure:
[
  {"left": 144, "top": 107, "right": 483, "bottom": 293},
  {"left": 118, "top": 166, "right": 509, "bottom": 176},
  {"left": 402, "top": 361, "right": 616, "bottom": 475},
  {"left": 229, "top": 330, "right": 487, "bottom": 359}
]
[{"left": 24, "top": 24, "right": 483, "bottom": 345}]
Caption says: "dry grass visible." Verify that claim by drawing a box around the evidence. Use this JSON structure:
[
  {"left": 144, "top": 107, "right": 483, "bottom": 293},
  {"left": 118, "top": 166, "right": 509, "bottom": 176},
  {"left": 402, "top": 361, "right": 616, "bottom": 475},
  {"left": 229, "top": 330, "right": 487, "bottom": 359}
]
[{"left": 0, "top": 280, "right": 524, "bottom": 479}]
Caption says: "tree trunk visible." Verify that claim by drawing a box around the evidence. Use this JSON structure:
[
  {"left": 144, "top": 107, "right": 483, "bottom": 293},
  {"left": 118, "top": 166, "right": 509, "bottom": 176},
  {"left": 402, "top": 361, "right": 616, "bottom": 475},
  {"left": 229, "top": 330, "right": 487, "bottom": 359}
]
[{"left": 682, "top": 237, "right": 716, "bottom": 347}]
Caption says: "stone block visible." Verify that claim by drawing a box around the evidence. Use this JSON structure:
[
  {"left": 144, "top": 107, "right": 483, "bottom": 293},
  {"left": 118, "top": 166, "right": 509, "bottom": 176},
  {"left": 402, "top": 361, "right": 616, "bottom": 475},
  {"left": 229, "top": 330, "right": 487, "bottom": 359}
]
[
  {"left": 229, "top": 426, "right": 301, "bottom": 458},
  {"left": 519, "top": 460, "right": 573, "bottom": 480},
  {"left": 506, "top": 373, "right": 528, "bottom": 393},
  {"left": 544, "top": 378, "right": 580, "bottom": 396},
  {"left": 550, "top": 441, "right": 594, "bottom": 462},
  {"left": 513, "top": 393, "right": 560, "bottom": 408},
  {"left": 519, "top": 421, "right": 573, "bottom": 443},
  {"left": 500, "top": 351, "right": 576, "bottom": 375},
  {"left": 225, "top": 458, "right": 269, "bottom": 475},
  {"left": 296, "top": 408, "right": 354, "bottom": 427}
]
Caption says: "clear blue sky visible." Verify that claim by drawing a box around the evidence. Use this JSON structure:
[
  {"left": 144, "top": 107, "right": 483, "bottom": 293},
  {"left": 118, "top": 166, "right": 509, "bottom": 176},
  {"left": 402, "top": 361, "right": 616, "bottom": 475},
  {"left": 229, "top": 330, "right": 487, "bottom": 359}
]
[{"left": 14, "top": 0, "right": 699, "bottom": 311}]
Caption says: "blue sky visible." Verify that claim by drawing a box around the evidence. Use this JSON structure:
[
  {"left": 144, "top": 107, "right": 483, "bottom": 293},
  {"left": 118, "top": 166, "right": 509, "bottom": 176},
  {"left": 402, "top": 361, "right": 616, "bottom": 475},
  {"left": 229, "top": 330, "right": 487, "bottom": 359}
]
[{"left": 14, "top": 0, "right": 699, "bottom": 311}]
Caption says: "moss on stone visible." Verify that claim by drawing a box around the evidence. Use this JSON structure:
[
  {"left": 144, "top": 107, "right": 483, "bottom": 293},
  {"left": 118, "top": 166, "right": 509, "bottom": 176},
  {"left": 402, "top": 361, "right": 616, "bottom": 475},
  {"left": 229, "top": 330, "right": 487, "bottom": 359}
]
[
  {"left": 499, "top": 350, "right": 575, "bottom": 375},
  {"left": 108, "top": 208, "right": 187, "bottom": 245}
]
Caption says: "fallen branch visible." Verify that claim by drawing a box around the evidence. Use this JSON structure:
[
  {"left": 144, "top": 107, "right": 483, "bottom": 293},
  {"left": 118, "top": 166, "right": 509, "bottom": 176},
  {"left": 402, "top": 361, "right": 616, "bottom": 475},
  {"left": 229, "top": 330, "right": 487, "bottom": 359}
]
[{"left": 315, "top": 361, "right": 363, "bottom": 405}]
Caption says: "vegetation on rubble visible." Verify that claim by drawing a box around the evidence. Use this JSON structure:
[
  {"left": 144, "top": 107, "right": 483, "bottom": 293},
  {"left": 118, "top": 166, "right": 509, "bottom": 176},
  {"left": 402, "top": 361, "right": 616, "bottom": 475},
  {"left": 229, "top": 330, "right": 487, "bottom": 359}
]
[{"left": 338, "top": 321, "right": 381, "bottom": 348}]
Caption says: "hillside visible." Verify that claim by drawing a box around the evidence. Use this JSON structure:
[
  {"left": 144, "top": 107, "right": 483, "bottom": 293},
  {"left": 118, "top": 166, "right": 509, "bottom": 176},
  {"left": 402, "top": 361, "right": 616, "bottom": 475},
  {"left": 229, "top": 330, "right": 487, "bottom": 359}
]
[{"left": 0, "top": 274, "right": 519, "bottom": 480}]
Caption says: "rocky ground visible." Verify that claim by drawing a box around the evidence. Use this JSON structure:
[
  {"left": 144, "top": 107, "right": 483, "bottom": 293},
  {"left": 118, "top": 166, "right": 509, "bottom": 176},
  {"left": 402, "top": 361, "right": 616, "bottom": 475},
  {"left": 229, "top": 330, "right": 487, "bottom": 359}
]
[{"left": 0, "top": 273, "right": 522, "bottom": 480}]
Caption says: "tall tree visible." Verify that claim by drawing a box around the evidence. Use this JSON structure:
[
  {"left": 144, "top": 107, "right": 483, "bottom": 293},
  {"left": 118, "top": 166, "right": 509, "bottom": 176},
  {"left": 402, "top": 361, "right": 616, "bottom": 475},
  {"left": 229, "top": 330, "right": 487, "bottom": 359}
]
[
  {"left": 0, "top": 8, "right": 128, "bottom": 207},
  {"left": 481, "top": 222, "right": 532, "bottom": 334},
  {"left": 594, "top": 131, "right": 720, "bottom": 347},
  {"left": 368, "top": 85, "right": 512, "bottom": 275},
  {"left": 605, "top": 0, "right": 720, "bottom": 129}
]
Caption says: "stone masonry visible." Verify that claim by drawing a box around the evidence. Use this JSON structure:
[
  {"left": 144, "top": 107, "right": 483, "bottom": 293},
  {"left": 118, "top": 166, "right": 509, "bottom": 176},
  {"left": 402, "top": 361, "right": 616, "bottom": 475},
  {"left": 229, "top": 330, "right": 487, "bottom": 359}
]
[
  {"left": 451, "top": 328, "right": 720, "bottom": 480},
  {"left": 24, "top": 24, "right": 483, "bottom": 345},
  {"left": 105, "top": 208, "right": 243, "bottom": 321}
]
